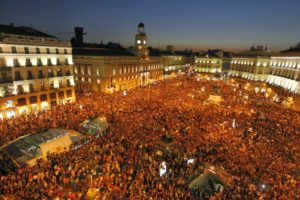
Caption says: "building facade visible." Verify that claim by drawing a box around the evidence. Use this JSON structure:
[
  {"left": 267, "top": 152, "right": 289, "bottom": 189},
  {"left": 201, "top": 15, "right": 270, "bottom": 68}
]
[
  {"left": 229, "top": 56, "right": 270, "bottom": 82},
  {"left": 73, "top": 52, "right": 164, "bottom": 93},
  {"left": 267, "top": 54, "right": 300, "bottom": 94},
  {"left": 73, "top": 23, "right": 164, "bottom": 93},
  {"left": 0, "top": 24, "right": 76, "bottom": 119},
  {"left": 195, "top": 56, "right": 222, "bottom": 74}
]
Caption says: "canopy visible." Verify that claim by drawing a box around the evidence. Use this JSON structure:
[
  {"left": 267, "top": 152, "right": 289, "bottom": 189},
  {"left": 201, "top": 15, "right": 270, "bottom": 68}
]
[
  {"left": 80, "top": 117, "right": 108, "bottom": 136},
  {"left": 0, "top": 129, "right": 84, "bottom": 167}
]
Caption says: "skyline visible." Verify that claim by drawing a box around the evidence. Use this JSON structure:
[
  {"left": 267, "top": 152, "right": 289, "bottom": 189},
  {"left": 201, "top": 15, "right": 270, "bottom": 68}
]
[{"left": 1, "top": 0, "right": 300, "bottom": 52}]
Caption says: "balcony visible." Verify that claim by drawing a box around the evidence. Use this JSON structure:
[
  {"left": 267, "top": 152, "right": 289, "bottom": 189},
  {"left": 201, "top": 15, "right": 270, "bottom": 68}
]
[
  {"left": 0, "top": 77, "right": 13, "bottom": 83},
  {"left": 48, "top": 73, "right": 55, "bottom": 78},
  {"left": 38, "top": 74, "right": 45, "bottom": 79},
  {"left": 26, "top": 61, "right": 33, "bottom": 67},
  {"left": 41, "top": 86, "right": 47, "bottom": 91},
  {"left": 47, "top": 61, "right": 53, "bottom": 66},
  {"left": 27, "top": 75, "right": 34, "bottom": 80},
  {"left": 14, "top": 76, "right": 23, "bottom": 81},
  {"left": 13, "top": 62, "right": 21, "bottom": 68}
]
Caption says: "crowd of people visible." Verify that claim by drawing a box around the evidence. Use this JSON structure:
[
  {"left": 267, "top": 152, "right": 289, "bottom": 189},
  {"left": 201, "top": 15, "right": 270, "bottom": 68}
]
[{"left": 0, "top": 74, "right": 300, "bottom": 199}]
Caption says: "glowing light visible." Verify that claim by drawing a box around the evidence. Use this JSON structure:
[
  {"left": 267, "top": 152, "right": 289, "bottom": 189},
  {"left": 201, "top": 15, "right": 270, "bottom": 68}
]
[
  {"left": 160, "top": 161, "right": 167, "bottom": 177},
  {"left": 187, "top": 159, "right": 194, "bottom": 165},
  {"left": 232, "top": 119, "right": 236, "bottom": 128},
  {"left": 41, "top": 102, "right": 48, "bottom": 110},
  {"left": 123, "top": 90, "right": 127, "bottom": 96},
  {"left": 79, "top": 105, "right": 83, "bottom": 109}
]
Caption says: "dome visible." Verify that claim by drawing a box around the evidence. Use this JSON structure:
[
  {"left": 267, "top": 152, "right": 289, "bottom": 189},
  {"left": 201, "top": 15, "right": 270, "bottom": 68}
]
[{"left": 138, "top": 22, "right": 144, "bottom": 28}]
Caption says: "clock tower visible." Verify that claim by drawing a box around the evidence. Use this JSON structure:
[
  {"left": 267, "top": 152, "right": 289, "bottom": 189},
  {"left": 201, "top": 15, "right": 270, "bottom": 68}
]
[{"left": 135, "top": 22, "right": 149, "bottom": 59}]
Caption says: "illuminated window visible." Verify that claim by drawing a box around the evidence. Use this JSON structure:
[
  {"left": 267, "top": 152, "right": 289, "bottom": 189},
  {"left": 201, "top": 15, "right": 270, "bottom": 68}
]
[{"left": 112, "top": 69, "right": 116, "bottom": 76}]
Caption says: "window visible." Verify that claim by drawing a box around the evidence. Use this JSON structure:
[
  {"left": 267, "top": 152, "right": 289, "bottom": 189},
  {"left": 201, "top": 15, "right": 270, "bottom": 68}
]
[
  {"left": 58, "top": 91, "right": 64, "bottom": 98},
  {"left": 11, "top": 47, "right": 17, "bottom": 54},
  {"left": 37, "top": 58, "right": 42, "bottom": 66},
  {"left": 14, "top": 71, "right": 21, "bottom": 81},
  {"left": 0, "top": 47, "right": 3, "bottom": 53},
  {"left": 24, "top": 47, "right": 29, "bottom": 54},
  {"left": 57, "top": 68, "right": 63, "bottom": 76},
  {"left": 41, "top": 81, "right": 46, "bottom": 91},
  {"left": 58, "top": 80, "right": 63, "bottom": 88},
  {"left": 13, "top": 59, "right": 20, "bottom": 67},
  {"left": 36, "top": 48, "right": 40, "bottom": 54},
  {"left": 17, "top": 85, "right": 24, "bottom": 95},
  {"left": 27, "top": 71, "right": 33, "bottom": 80},
  {"left": 67, "top": 79, "right": 71, "bottom": 86},
  {"left": 1, "top": 71, "right": 7, "bottom": 79},
  {"left": 65, "top": 69, "right": 71, "bottom": 75},
  {"left": 50, "top": 92, "right": 56, "bottom": 99},
  {"left": 56, "top": 48, "right": 59, "bottom": 54},
  {"left": 17, "top": 97, "right": 26, "bottom": 106},
  {"left": 66, "top": 90, "right": 72, "bottom": 97},
  {"left": 46, "top": 48, "right": 50, "bottom": 54},
  {"left": 56, "top": 58, "right": 61, "bottom": 65},
  {"left": 112, "top": 69, "right": 116, "bottom": 76},
  {"left": 64, "top": 49, "right": 67, "bottom": 54},
  {"left": 97, "top": 67, "right": 100, "bottom": 76},
  {"left": 48, "top": 69, "right": 54, "bottom": 78},
  {"left": 29, "top": 84, "right": 34, "bottom": 92},
  {"left": 40, "top": 94, "right": 47, "bottom": 101},
  {"left": 26, "top": 58, "right": 32, "bottom": 67},
  {"left": 29, "top": 96, "right": 37, "bottom": 103},
  {"left": 47, "top": 58, "right": 52, "bottom": 66},
  {"left": 65, "top": 58, "right": 69, "bottom": 65},
  {"left": 38, "top": 70, "right": 44, "bottom": 79}
]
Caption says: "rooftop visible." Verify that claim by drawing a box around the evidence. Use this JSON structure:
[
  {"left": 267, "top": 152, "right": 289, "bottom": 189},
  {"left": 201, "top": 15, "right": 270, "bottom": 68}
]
[
  {"left": 0, "top": 24, "right": 57, "bottom": 39},
  {"left": 73, "top": 47, "right": 136, "bottom": 57}
]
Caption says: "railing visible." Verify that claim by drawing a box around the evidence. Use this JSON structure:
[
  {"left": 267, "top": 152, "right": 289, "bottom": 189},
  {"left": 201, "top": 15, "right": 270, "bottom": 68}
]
[
  {"left": 0, "top": 77, "right": 13, "bottom": 83},
  {"left": 14, "top": 76, "right": 23, "bottom": 81}
]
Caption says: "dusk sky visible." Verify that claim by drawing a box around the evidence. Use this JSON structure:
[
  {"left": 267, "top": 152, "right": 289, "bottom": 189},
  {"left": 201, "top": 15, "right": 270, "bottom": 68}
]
[{"left": 1, "top": 0, "right": 300, "bottom": 52}]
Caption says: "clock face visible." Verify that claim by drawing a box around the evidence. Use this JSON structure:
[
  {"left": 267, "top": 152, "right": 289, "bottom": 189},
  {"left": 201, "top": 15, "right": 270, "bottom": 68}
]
[
  {"left": 143, "top": 40, "right": 146, "bottom": 44},
  {"left": 137, "top": 40, "right": 141, "bottom": 44}
]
